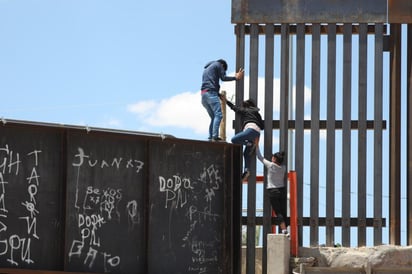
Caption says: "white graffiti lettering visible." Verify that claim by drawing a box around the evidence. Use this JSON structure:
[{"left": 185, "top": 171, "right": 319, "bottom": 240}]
[
  {"left": 72, "top": 147, "right": 144, "bottom": 173},
  {"left": 18, "top": 217, "right": 39, "bottom": 240},
  {"left": 78, "top": 214, "right": 106, "bottom": 231},
  {"left": 26, "top": 167, "right": 40, "bottom": 186},
  {"left": 103, "top": 252, "right": 120, "bottom": 272},
  {"left": 26, "top": 150, "right": 41, "bottom": 167},
  {"left": 69, "top": 185, "right": 126, "bottom": 271},
  {"left": 84, "top": 246, "right": 98, "bottom": 268},
  {"left": 159, "top": 175, "right": 193, "bottom": 208},
  {"left": 126, "top": 200, "right": 140, "bottom": 230},
  {"left": 68, "top": 240, "right": 84, "bottom": 259},
  {"left": 0, "top": 145, "right": 21, "bottom": 175},
  {"left": 7, "top": 235, "right": 33, "bottom": 265},
  {"left": 0, "top": 146, "right": 43, "bottom": 267},
  {"left": 0, "top": 172, "right": 8, "bottom": 216}
]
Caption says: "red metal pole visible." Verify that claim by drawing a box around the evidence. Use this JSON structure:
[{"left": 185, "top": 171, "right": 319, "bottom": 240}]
[{"left": 289, "top": 171, "right": 298, "bottom": 257}]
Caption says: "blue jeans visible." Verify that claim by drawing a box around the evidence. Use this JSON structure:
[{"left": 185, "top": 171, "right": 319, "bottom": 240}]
[
  {"left": 201, "top": 91, "right": 222, "bottom": 139},
  {"left": 231, "top": 128, "right": 260, "bottom": 171}
]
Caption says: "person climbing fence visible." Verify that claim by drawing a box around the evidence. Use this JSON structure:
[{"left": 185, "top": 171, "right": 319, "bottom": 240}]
[
  {"left": 256, "top": 145, "right": 289, "bottom": 235},
  {"left": 222, "top": 97, "right": 264, "bottom": 180}
]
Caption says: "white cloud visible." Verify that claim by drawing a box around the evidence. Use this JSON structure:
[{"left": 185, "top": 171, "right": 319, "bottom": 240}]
[
  {"left": 105, "top": 118, "right": 122, "bottom": 127},
  {"left": 127, "top": 92, "right": 210, "bottom": 135},
  {"left": 221, "top": 77, "right": 312, "bottom": 116},
  {"left": 221, "top": 77, "right": 280, "bottom": 114},
  {"left": 127, "top": 76, "right": 313, "bottom": 139},
  {"left": 127, "top": 100, "right": 157, "bottom": 114}
]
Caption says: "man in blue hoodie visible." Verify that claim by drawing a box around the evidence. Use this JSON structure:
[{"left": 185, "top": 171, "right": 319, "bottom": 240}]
[{"left": 201, "top": 59, "right": 244, "bottom": 141}]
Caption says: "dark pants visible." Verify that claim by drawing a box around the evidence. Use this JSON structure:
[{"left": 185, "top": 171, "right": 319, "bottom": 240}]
[
  {"left": 268, "top": 187, "right": 288, "bottom": 226},
  {"left": 231, "top": 128, "right": 260, "bottom": 171}
]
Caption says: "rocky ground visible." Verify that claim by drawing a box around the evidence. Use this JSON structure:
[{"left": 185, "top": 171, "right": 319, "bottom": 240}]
[{"left": 297, "top": 245, "right": 412, "bottom": 269}]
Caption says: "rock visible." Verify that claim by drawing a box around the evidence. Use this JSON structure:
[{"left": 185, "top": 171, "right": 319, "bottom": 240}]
[{"left": 297, "top": 245, "right": 412, "bottom": 269}]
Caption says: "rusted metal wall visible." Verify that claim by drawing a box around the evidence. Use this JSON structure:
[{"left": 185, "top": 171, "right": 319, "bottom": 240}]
[
  {"left": 388, "top": 0, "right": 412, "bottom": 23},
  {"left": 235, "top": 23, "right": 389, "bottom": 274},
  {"left": 232, "top": 0, "right": 412, "bottom": 24},
  {"left": 232, "top": 0, "right": 387, "bottom": 24},
  {"left": 233, "top": 1, "right": 412, "bottom": 274},
  {"left": 0, "top": 119, "right": 241, "bottom": 274}
]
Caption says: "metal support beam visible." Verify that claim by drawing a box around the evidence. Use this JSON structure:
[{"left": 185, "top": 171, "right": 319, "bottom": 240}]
[
  {"left": 389, "top": 24, "right": 402, "bottom": 245},
  {"left": 241, "top": 24, "right": 388, "bottom": 35},
  {"left": 407, "top": 24, "right": 412, "bottom": 245}
]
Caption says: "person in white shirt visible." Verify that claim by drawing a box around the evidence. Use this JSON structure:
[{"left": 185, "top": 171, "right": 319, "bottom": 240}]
[{"left": 256, "top": 145, "right": 288, "bottom": 235}]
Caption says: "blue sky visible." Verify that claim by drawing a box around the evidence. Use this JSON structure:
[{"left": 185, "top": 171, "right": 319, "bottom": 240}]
[
  {"left": 2, "top": 1, "right": 409, "bottom": 247},
  {"left": 0, "top": 0, "right": 242, "bottom": 140}
]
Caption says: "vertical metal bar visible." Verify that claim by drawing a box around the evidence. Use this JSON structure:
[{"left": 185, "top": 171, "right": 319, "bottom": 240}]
[
  {"left": 246, "top": 23, "right": 259, "bottom": 274},
  {"left": 288, "top": 29, "right": 295, "bottom": 173},
  {"left": 357, "top": 23, "right": 368, "bottom": 246},
  {"left": 280, "top": 24, "right": 290, "bottom": 155},
  {"left": 373, "top": 23, "right": 384, "bottom": 246},
  {"left": 295, "top": 23, "right": 306, "bottom": 247},
  {"left": 262, "top": 23, "right": 275, "bottom": 274},
  {"left": 310, "top": 23, "right": 320, "bottom": 247},
  {"left": 342, "top": 23, "right": 352, "bottom": 247},
  {"left": 234, "top": 23, "right": 246, "bottom": 274},
  {"left": 408, "top": 23, "right": 412, "bottom": 246},
  {"left": 326, "top": 23, "right": 337, "bottom": 247},
  {"left": 280, "top": 24, "right": 290, "bottom": 250},
  {"left": 235, "top": 24, "right": 246, "bottom": 133},
  {"left": 249, "top": 24, "right": 259, "bottom": 101},
  {"left": 389, "top": 23, "right": 402, "bottom": 245}
]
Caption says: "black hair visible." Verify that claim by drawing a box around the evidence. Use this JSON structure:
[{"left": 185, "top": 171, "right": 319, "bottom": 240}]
[
  {"left": 273, "top": 151, "right": 285, "bottom": 164},
  {"left": 242, "top": 99, "right": 256, "bottom": 108},
  {"left": 217, "top": 59, "right": 228, "bottom": 71}
]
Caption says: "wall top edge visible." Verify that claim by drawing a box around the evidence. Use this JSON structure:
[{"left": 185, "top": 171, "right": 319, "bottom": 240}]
[{"left": 232, "top": 0, "right": 412, "bottom": 24}]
